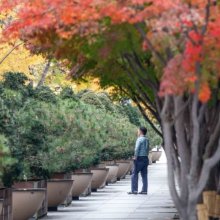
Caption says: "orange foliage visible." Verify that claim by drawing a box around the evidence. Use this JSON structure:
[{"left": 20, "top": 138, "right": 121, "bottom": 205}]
[
  {"left": 199, "top": 83, "right": 211, "bottom": 103},
  {"left": 1, "top": 0, "right": 220, "bottom": 103}
]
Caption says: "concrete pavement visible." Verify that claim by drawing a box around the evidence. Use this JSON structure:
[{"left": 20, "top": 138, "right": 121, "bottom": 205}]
[{"left": 43, "top": 158, "right": 176, "bottom": 220}]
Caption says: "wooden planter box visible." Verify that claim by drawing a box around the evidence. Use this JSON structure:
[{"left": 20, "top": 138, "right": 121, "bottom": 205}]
[
  {"left": 0, "top": 188, "right": 12, "bottom": 220},
  {"left": 51, "top": 173, "right": 72, "bottom": 206},
  {"left": 13, "top": 180, "right": 47, "bottom": 218}
]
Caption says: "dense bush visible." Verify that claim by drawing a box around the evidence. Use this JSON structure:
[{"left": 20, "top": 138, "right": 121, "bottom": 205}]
[
  {"left": 60, "top": 86, "right": 78, "bottom": 100},
  {"left": 0, "top": 72, "right": 161, "bottom": 186},
  {"left": 0, "top": 73, "right": 134, "bottom": 186}
]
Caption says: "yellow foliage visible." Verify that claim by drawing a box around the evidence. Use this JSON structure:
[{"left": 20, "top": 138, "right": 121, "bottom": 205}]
[
  {"left": 0, "top": 41, "right": 103, "bottom": 93},
  {"left": 46, "top": 74, "right": 102, "bottom": 93},
  {"left": 0, "top": 43, "right": 44, "bottom": 80},
  {"left": 45, "top": 73, "right": 76, "bottom": 92},
  {"left": 0, "top": 43, "right": 103, "bottom": 92},
  {"left": 75, "top": 77, "right": 101, "bottom": 92}
]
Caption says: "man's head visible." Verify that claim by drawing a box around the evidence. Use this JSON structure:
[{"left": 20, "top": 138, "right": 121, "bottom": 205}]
[{"left": 138, "top": 126, "right": 147, "bottom": 136}]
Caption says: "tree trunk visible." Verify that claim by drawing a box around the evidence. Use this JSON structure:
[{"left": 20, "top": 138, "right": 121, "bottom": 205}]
[
  {"left": 187, "top": 204, "right": 198, "bottom": 220},
  {"left": 37, "top": 59, "right": 51, "bottom": 87},
  {"left": 160, "top": 95, "right": 220, "bottom": 220},
  {"left": 177, "top": 204, "right": 197, "bottom": 220}
]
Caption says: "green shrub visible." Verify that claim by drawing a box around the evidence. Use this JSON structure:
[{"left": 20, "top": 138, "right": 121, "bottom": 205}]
[
  {"left": 60, "top": 87, "right": 78, "bottom": 100},
  {"left": 79, "top": 90, "right": 105, "bottom": 110},
  {"left": 3, "top": 72, "right": 28, "bottom": 91},
  {"left": 33, "top": 86, "right": 57, "bottom": 103},
  {"left": 0, "top": 72, "right": 161, "bottom": 186}
]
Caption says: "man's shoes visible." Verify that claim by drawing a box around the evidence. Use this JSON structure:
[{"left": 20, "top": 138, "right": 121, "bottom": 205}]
[
  {"left": 127, "top": 191, "right": 138, "bottom": 195},
  {"left": 138, "top": 191, "right": 147, "bottom": 195}
]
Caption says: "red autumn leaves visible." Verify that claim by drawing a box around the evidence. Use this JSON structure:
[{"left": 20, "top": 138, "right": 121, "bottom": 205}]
[{"left": 1, "top": 0, "right": 219, "bottom": 103}]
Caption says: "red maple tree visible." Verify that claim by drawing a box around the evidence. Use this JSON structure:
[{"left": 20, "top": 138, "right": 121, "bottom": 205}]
[{"left": 1, "top": 0, "right": 220, "bottom": 103}]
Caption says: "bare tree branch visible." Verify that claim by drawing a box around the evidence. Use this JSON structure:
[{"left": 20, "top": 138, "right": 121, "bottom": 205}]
[
  {"left": 204, "top": 111, "right": 220, "bottom": 159},
  {"left": 201, "top": 0, "right": 211, "bottom": 36},
  {"left": 119, "top": 55, "right": 161, "bottom": 121},
  {"left": 133, "top": 95, "right": 163, "bottom": 137},
  {"left": 132, "top": 51, "right": 159, "bottom": 90},
  {"left": 123, "top": 53, "right": 157, "bottom": 92},
  {"left": 0, "top": 42, "right": 24, "bottom": 65},
  {"left": 118, "top": 85, "right": 163, "bottom": 137},
  {"left": 135, "top": 93, "right": 158, "bottom": 120}
]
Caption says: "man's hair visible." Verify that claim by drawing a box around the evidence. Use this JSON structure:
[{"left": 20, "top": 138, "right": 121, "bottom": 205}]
[{"left": 139, "top": 126, "right": 147, "bottom": 135}]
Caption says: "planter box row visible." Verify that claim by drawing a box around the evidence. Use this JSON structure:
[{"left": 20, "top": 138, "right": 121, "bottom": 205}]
[
  {"left": 0, "top": 160, "right": 133, "bottom": 220},
  {"left": 149, "top": 151, "right": 162, "bottom": 164}
]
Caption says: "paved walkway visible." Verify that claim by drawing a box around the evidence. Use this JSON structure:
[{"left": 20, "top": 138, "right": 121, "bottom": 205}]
[{"left": 43, "top": 160, "right": 176, "bottom": 220}]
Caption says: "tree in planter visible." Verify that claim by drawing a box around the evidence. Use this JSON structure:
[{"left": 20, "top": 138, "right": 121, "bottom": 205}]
[
  {"left": 7, "top": 100, "right": 54, "bottom": 183},
  {"left": 40, "top": 99, "right": 104, "bottom": 173},
  {"left": 2, "top": 1, "right": 220, "bottom": 219},
  {"left": 0, "top": 73, "right": 59, "bottom": 185},
  {"left": 0, "top": 74, "right": 30, "bottom": 185}
]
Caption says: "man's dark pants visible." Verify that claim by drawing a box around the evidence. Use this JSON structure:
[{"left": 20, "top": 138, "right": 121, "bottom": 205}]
[{"left": 131, "top": 156, "right": 148, "bottom": 193}]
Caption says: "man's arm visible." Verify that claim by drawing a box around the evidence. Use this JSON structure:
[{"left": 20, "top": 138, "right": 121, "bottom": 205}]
[{"left": 134, "top": 138, "right": 141, "bottom": 159}]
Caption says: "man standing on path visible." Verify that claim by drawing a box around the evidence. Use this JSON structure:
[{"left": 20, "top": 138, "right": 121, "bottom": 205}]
[{"left": 128, "top": 126, "right": 149, "bottom": 195}]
